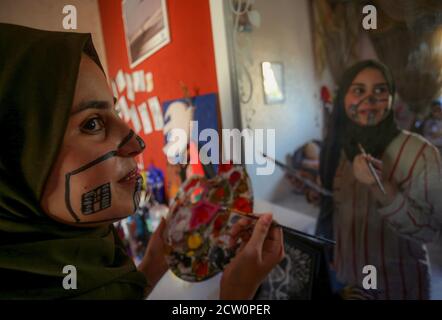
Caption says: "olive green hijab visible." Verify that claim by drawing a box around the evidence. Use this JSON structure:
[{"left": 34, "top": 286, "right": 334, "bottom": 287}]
[{"left": 0, "top": 23, "right": 146, "bottom": 299}]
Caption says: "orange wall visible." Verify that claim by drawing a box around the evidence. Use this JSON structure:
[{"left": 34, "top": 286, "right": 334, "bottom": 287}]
[{"left": 98, "top": 0, "right": 218, "bottom": 182}]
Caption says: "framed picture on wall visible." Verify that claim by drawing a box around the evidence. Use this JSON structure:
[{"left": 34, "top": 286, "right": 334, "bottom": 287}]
[
  {"left": 122, "top": 0, "right": 171, "bottom": 68},
  {"left": 254, "top": 226, "right": 334, "bottom": 300},
  {"left": 261, "top": 62, "right": 285, "bottom": 104}
]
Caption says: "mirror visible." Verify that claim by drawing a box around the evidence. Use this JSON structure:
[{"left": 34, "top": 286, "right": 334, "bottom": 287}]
[{"left": 222, "top": 0, "right": 442, "bottom": 300}]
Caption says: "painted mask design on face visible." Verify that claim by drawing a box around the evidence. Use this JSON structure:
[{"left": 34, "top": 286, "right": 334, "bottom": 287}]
[
  {"left": 348, "top": 94, "right": 391, "bottom": 126},
  {"left": 81, "top": 182, "right": 111, "bottom": 215},
  {"left": 65, "top": 129, "right": 145, "bottom": 224},
  {"left": 344, "top": 68, "right": 393, "bottom": 127}
]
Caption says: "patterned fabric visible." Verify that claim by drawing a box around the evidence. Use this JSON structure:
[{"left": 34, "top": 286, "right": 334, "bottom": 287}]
[{"left": 164, "top": 163, "right": 253, "bottom": 282}]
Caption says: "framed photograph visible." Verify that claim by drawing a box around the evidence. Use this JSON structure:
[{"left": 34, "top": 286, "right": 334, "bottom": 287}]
[
  {"left": 261, "top": 62, "right": 285, "bottom": 104},
  {"left": 254, "top": 227, "right": 334, "bottom": 300},
  {"left": 122, "top": 0, "right": 171, "bottom": 68}
]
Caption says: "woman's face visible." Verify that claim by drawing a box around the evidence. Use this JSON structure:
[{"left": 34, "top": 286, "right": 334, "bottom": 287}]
[
  {"left": 344, "top": 67, "right": 392, "bottom": 126},
  {"left": 40, "top": 54, "right": 145, "bottom": 227}
]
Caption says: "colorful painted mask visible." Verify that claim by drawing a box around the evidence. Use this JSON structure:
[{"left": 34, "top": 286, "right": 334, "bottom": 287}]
[{"left": 163, "top": 163, "right": 253, "bottom": 282}]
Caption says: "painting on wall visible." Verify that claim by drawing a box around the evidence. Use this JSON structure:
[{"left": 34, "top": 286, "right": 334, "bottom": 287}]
[
  {"left": 122, "top": 0, "right": 171, "bottom": 68},
  {"left": 162, "top": 93, "right": 220, "bottom": 200}
]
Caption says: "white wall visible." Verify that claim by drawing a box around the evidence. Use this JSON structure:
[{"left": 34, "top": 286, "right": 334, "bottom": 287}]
[
  {"left": 234, "top": 0, "right": 323, "bottom": 201},
  {"left": 0, "top": 0, "right": 108, "bottom": 74}
]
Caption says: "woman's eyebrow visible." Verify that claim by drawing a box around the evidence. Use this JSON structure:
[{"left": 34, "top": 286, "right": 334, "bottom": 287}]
[
  {"left": 71, "top": 100, "right": 112, "bottom": 115},
  {"left": 350, "top": 82, "right": 388, "bottom": 87}
]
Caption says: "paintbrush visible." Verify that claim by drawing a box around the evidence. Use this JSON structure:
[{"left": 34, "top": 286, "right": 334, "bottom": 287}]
[
  {"left": 225, "top": 207, "right": 335, "bottom": 246},
  {"left": 260, "top": 152, "right": 333, "bottom": 197},
  {"left": 357, "top": 143, "right": 386, "bottom": 195}
]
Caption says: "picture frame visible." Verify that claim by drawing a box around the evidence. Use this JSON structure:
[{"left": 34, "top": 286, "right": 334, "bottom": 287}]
[
  {"left": 121, "top": 0, "right": 171, "bottom": 68},
  {"left": 261, "top": 61, "right": 285, "bottom": 104},
  {"left": 254, "top": 226, "right": 334, "bottom": 300}
]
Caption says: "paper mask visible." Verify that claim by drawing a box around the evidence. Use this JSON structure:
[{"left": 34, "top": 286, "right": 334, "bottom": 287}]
[{"left": 163, "top": 163, "right": 253, "bottom": 282}]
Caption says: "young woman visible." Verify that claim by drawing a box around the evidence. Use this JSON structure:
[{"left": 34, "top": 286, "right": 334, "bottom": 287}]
[
  {"left": 0, "top": 23, "right": 284, "bottom": 299},
  {"left": 317, "top": 60, "right": 442, "bottom": 299}
]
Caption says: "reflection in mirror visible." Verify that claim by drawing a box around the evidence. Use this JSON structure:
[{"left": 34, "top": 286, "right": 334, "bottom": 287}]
[
  {"left": 261, "top": 62, "right": 285, "bottom": 104},
  {"left": 225, "top": 0, "right": 442, "bottom": 300}
]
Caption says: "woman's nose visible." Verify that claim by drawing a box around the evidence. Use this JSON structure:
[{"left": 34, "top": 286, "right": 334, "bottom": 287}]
[
  {"left": 116, "top": 129, "right": 145, "bottom": 157},
  {"left": 360, "top": 94, "right": 376, "bottom": 107},
  {"left": 367, "top": 95, "right": 377, "bottom": 105}
]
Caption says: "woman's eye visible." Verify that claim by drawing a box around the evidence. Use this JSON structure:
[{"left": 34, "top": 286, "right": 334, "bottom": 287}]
[
  {"left": 374, "top": 87, "right": 388, "bottom": 95},
  {"left": 81, "top": 117, "right": 104, "bottom": 134},
  {"left": 353, "top": 87, "right": 364, "bottom": 95}
]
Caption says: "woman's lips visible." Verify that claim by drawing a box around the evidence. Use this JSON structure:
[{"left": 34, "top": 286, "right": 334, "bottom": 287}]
[
  {"left": 118, "top": 167, "right": 140, "bottom": 183},
  {"left": 358, "top": 108, "right": 379, "bottom": 115}
]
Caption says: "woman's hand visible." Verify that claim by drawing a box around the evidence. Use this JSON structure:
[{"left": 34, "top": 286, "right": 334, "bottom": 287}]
[
  {"left": 220, "top": 213, "right": 285, "bottom": 300},
  {"left": 138, "top": 218, "right": 169, "bottom": 295},
  {"left": 352, "top": 154, "right": 397, "bottom": 206},
  {"left": 352, "top": 154, "right": 383, "bottom": 186}
]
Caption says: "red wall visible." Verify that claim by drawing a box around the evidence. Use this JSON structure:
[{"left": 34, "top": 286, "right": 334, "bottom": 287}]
[{"left": 98, "top": 0, "right": 218, "bottom": 184}]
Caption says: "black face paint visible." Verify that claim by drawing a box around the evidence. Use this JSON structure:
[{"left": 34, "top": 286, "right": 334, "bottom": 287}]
[
  {"left": 117, "top": 129, "right": 135, "bottom": 149},
  {"left": 81, "top": 182, "right": 111, "bottom": 215},
  {"left": 349, "top": 95, "right": 389, "bottom": 124},
  {"left": 367, "top": 111, "right": 376, "bottom": 126},
  {"left": 133, "top": 175, "right": 143, "bottom": 212},
  {"left": 65, "top": 150, "right": 117, "bottom": 222},
  {"left": 350, "top": 104, "right": 359, "bottom": 121},
  {"left": 136, "top": 135, "right": 146, "bottom": 150},
  {"left": 367, "top": 96, "right": 377, "bottom": 126},
  {"left": 369, "top": 96, "right": 378, "bottom": 104},
  {"left": 132, "top": 137, "right": 145, "bottom": 212},
  {"left": 64, "top": 130, "right": 145, "bottom": 223}
]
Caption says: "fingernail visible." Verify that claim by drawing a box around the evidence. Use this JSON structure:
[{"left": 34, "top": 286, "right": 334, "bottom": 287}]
[{"left": 263, "top": 214, "right": 273, "bottom": 225}]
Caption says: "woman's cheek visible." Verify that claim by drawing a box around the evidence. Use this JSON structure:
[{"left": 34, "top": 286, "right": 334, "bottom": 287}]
[
  {"left": 45, "top": 155, "right": 136, "bottom": 226},
  {"left": 65, "top": 159, "right": 119, "bottom": 222},
  {"left": 373, "top": 103, "right": 389, "bottom": 124}
]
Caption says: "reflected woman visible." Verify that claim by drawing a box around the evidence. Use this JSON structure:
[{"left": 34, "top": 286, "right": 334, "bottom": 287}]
[{"left": 318, "top": 60, "right": 442, "bottom": 299}]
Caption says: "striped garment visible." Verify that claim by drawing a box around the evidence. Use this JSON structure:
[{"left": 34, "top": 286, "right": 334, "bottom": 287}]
[{"left": 333, "top": 130, "right": 442, "bottom": 299}]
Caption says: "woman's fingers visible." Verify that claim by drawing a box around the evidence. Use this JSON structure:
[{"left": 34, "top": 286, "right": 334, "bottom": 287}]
[
  {"left": 375, "top": 169, "right": 383, "bottom": 178},
  {"left": 365, "top": 154, "right": 383, "bottom": 170},
  {"left": 151, "top": 217, "right": 166, "bottom": 245},
  {"left": 231, "top": 227, "right": 252, "bottom": 247},
  {"left": 263, "top": 222, "right": 281, "bottom": 241},
  {"left": 262, "top": 226, "right": 284, "bottom": 255},
  {"left": 229, "top": 217, "right": 253, "bottom": 247},
  {"left": 364, "top": 155, "right": 384, "bottom": 183},
  {"left": 157, "top": 217, "right": 167, "bottom": 233},
  {"left": 229, "top": 213, "right": 283, "bottom": 258},
  {"left": 246, "top": 214, "right": 273, "bottom": 251},
  {"left": 230, "top": 217, "right": 252, "bottom": 238}
]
